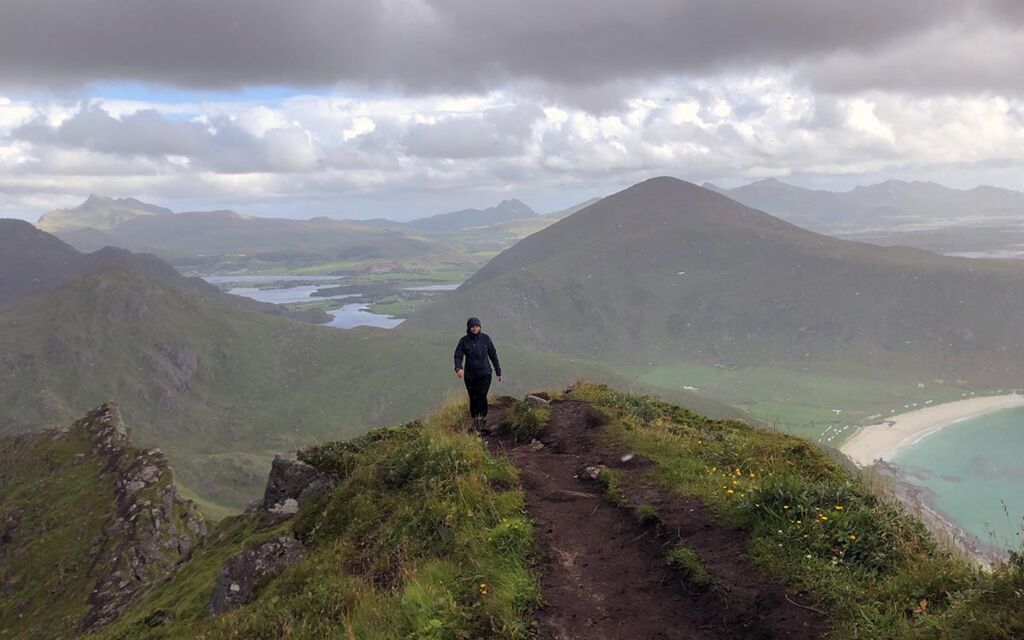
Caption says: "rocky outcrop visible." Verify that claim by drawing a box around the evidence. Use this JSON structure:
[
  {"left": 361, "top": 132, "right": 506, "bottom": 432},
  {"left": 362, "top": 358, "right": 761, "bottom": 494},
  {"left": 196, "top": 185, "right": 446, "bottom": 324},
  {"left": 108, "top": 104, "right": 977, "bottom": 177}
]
[
  {"left": 75, "top": 403, "right": 207, "bottom": 631},
  {"left": 208, "top": 537, "right": 305, "bottom": 614},
  {"left": 262, "top": 454, "right": 338, "bottom": 513}
]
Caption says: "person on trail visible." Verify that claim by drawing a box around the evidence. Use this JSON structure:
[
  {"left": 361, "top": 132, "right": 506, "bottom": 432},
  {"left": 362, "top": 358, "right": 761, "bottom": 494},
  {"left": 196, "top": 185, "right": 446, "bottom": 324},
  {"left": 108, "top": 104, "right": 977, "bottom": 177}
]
[{"left": 454, "top": 317, "right": 502, "bottom": 427}]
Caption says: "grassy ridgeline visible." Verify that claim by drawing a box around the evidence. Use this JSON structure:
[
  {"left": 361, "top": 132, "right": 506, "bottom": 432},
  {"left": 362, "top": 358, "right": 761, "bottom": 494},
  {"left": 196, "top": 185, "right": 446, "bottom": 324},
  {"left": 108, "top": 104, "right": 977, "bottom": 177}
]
[
  {"left": 98, "top": 402, "right": 540, "bottom": 640},
  {"left": 572, "top": 383, "right": 1024, "bottom": 639}
]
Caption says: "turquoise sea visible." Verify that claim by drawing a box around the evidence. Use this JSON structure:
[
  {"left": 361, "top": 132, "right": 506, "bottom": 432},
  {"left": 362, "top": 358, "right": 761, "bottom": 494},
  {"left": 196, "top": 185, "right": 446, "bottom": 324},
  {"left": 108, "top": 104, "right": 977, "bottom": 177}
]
[{"left": 891, "top": 407, "right": 1024, "bottom": 550}]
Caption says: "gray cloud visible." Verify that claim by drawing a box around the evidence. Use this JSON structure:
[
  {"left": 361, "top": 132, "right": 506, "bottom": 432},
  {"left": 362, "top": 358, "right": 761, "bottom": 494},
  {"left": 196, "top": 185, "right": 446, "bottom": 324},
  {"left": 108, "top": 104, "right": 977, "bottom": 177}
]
[
  {"left": 12, "top": 104, "right": 322, "bottom": 173},
  {"left": 1, "top": 0, "right": 1016, "bottom": 97},
  {"left": 402, "top": 104, "right": 542, "bottom": 158}
]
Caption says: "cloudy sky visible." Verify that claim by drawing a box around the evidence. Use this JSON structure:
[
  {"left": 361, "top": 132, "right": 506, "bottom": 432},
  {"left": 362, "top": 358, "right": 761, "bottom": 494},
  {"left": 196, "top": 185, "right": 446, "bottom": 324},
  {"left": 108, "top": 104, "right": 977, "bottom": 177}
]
[{"left": 2, "top": 0, "right": 1023, "bottom": 220}]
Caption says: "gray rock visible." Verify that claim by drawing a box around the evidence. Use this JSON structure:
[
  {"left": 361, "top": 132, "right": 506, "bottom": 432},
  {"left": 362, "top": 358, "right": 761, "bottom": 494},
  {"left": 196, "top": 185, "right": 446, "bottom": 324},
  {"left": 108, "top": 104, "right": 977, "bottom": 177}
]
[
  {"left": 262, "top": 456, "right": 319, "bottom": 511},
  {"left": 522, "top": 439, "right": 545, "bottom": 452},
  {"left": 261, "top": 455, "right": 338, "bottom": 514},
  {"left": 268, "top": 498, "right": 299, "bottom": 515},
  {"left": 297, "top": 475, "right": 338, "bottom": 504},
  {"left": 525, "top": 394, "right": 550, "bottom": 406},
  {"left": 576, "top": 465, "right": 607, "bottom": 481},
  {"left": 208, "top": 537, "right": 305, "bottom": 615}
]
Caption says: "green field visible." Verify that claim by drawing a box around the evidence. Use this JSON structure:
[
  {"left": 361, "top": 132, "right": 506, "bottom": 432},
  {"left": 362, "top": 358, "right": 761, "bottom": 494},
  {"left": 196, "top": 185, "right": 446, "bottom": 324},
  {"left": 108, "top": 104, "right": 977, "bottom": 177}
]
[{"left": 628, "top": 362, "right": 976, "bottom": 442}]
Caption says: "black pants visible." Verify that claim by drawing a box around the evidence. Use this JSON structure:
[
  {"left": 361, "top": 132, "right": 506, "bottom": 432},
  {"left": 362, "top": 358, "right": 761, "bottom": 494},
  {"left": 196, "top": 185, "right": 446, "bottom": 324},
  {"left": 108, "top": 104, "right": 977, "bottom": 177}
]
[{"left": 464, "top": 373, "right": 492, "bottom": 418}]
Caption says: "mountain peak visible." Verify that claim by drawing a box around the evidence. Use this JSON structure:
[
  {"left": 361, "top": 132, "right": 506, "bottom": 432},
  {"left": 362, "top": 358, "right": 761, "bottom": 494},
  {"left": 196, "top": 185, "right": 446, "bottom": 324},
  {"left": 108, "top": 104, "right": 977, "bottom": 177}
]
[{"left": 81, "top": 193, "right": 115, "bottom": 207}]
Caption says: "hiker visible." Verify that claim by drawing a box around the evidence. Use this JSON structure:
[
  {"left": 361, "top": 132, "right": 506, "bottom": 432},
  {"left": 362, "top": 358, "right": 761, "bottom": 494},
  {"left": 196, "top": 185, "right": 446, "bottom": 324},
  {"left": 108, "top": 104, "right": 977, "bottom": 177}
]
[{"left": 454, "top": 316, "right": 502, "bottom": 427}]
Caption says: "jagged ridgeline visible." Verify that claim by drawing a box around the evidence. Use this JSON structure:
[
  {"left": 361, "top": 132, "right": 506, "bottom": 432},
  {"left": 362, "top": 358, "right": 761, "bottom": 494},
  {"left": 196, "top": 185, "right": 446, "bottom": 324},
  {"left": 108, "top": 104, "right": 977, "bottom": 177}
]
[{"left": 0, "top": 404, "right": 205, "bottom": 637}]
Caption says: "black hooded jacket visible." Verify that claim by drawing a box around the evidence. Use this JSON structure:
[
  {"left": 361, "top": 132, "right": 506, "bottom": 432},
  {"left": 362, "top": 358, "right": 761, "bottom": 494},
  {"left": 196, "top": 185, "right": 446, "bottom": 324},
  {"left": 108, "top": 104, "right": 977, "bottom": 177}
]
[{"left": 454, "top": 318, "right": 501, "bottom": 377}]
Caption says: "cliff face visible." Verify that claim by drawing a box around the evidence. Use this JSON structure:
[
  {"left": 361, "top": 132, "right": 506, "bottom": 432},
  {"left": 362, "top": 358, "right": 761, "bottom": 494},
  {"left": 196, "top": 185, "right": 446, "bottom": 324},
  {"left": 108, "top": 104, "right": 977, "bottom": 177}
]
[{"left": 0, "top": 403, "right": 206, "bottom": 637}]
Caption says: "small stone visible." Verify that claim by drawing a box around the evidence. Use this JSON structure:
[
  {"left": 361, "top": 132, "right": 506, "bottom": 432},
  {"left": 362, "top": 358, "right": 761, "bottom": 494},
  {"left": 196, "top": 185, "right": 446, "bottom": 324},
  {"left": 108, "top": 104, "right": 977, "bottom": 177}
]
[
  {"left": 525, "top": 395, "right": 550, "bottom": 406},
  {"left": 524, "top": 439, "right": 545, "bottom": 452},
  {"left": 268, "top": 498, "right": 299, "bottom": 515},
  {"left": 577, "top": 465, "right": 607, "bottom": 481}
]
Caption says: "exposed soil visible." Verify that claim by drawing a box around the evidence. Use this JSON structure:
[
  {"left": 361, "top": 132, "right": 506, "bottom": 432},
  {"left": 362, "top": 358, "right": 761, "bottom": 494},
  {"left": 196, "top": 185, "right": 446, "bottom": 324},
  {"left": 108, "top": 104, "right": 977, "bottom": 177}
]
[{"left": 485, "top": 396, "right": 828, "bottom": 640}]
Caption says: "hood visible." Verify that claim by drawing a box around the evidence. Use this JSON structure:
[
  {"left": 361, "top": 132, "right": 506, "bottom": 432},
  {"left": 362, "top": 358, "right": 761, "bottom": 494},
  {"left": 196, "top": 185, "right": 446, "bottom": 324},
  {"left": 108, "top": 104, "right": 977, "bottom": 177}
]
[{"left": 466, "top": 317, "right": 481, "bottom": 334}]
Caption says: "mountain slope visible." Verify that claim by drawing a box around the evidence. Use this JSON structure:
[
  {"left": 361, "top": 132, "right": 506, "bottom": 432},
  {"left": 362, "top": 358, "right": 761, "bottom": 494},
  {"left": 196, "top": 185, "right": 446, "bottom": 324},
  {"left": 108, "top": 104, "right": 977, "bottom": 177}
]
[
  {"left": 0, "top": 218, "right": 328, "bottom": 323},
  {"left": 409, "top": 177, "right": 1024, "bottom": 383},
  {"left": 403, "top": 198, "right": 537, "bottom": 232},
  {"left": 0, "top": 219, "right": 187, "bottom": 308},
  {"left": 55, "top": 209, "right": 439, "bottom": 268},
  {"left": 37, "top": 194, "right": 172, "bottom": 232},
  {"left": 0, "top": 404, "right": 205, "bottom": 637}
]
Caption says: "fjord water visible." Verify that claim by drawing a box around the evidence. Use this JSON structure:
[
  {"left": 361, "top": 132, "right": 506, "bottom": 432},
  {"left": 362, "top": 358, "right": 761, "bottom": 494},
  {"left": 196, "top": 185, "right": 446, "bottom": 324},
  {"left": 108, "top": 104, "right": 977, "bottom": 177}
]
[{"left": 891, "top": 407, "right": 1024, "bottom": 548}]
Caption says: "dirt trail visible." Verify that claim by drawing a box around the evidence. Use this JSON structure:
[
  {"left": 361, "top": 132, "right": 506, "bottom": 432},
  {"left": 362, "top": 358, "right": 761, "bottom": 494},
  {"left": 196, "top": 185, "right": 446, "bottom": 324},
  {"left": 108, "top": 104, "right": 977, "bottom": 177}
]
[{"left": 486, "top": 396, "right": 827, "bottom": 640}]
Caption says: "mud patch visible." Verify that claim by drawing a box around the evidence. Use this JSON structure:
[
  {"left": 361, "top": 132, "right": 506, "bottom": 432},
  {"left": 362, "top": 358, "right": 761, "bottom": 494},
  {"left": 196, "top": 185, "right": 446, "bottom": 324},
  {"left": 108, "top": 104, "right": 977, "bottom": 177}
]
[{"left": 487, "top": 397, "right": 827, "bottom": 639}]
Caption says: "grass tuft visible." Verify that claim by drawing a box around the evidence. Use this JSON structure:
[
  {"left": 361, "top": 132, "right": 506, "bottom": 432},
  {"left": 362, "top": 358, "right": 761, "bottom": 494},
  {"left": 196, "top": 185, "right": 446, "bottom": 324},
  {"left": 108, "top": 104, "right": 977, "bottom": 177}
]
[{"left": 666, "top": 543, "right": 713, "bottom": 587}]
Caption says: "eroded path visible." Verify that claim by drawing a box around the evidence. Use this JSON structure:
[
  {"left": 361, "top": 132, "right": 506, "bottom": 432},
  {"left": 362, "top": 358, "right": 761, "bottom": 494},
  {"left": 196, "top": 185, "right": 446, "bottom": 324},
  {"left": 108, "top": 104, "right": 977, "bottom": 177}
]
[{"left": 487, "top": 396, "right": 827, "bottom": 640}]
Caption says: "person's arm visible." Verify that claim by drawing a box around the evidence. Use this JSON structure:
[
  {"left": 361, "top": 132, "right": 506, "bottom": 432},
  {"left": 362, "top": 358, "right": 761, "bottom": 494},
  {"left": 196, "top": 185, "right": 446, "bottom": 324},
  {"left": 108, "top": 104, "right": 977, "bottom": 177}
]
[
  {"left": 487, "top": 336, "right": 502, "bottom": 380},
  {"left": 453, "top": 337, "right": 465, "bottom": 377}
]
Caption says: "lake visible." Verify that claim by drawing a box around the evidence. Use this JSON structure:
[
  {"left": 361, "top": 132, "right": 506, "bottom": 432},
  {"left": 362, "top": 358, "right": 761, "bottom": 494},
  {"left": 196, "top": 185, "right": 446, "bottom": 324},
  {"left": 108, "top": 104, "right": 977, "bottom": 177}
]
[
  {"left": 226, "top": 285, "right": 356, "bottom": 305},
  {"left": 205, "top": 277, "right": 405, "bottom": 329},
  {"left": 891, "top": 407, "right": 1024, "bottom": 550}
]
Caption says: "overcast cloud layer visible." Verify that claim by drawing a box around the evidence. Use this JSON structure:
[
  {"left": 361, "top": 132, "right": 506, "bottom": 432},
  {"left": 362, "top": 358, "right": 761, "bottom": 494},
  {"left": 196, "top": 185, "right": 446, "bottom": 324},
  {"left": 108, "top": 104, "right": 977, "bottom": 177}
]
[{"left": 1, "top": 0, "right": 1023, "bottom": 219}]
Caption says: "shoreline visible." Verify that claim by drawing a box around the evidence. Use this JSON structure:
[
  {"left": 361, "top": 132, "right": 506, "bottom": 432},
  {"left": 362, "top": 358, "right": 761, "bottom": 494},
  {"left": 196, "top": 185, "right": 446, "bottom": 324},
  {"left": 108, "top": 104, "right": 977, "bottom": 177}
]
[
  {"left": 840, "top": 394, "right": 1024, "bottom": 567},
  {"left": 872, "top": 461, "right": 1007, "bottom": 568},
  {"left": 840, "top": 393, "right": 1024, "bottom": 467}
]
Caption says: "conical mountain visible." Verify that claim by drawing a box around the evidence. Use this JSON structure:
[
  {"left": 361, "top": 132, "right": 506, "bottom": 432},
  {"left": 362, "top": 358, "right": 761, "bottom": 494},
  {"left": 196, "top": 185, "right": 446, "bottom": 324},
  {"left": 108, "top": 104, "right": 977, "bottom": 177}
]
[{"left": 409, "top": 177, "right": 1024, "bottom": 383}]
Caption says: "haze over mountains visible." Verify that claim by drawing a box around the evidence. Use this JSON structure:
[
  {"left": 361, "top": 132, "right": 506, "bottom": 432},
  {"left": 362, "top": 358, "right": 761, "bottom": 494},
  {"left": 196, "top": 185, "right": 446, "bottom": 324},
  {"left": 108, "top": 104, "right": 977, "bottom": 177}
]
[
  {"left": 707, "top": 178, "right": 1024, "bottom": 257},
  {"left": 411, "top": 177, "right": 1024, "bottom": 383},
  {"left": 40, "top": 194, "right": 586, "bottom": 273}
]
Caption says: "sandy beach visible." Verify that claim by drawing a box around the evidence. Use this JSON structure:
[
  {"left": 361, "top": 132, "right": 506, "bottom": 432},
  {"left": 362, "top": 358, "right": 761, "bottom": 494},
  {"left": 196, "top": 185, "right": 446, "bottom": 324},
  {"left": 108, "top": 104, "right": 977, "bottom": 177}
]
[{"left": 841, "top": 393, "right": 1024, "bottom": 467}]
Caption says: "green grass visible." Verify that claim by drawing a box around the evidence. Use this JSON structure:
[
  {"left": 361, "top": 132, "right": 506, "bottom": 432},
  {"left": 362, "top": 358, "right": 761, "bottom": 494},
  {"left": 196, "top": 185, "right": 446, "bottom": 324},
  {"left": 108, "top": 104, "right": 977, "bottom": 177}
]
[
  {"left": 176, "top": 483, "right": 239, "bottom": 523},
  {"left": 636, "top": 504, "right": 659, "bottom": 525},
  {"left": 497, "top": 399, "right": 551, "bottom": 443},
  {"left": 0, "top": 428, "right": 117, "bottom": 638},
  {"left": 573, "top": 382, "right": 1024, "bottom": 639},
  {"left": 97, "top": 400, "right": 541, "bottom": 639},
  {"left": 628, "top": 362, "right": 974, "bottom": 442},
  {"left": 666, "top": 543, "right": 712, "bottom": 587}
]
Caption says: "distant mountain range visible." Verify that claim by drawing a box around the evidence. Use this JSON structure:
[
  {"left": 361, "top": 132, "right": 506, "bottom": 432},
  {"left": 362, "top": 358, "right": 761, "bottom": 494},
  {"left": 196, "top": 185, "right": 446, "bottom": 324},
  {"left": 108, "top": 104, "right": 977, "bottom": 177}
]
[
  {"left": 705, "top": 178, "right": 1024, "bottom": 230},
  {"left": 704, "top": 178, "right": 1024, "bottom": 257},
  {"left": 403, "top": 198, "right": 537, "bottom": 232},
  {"left": 0, "top": 218, "right": 327, "bottom": 323},
  {"left": 411, "top": 177, "right": 1024, "bottom": 383},
  {"left": 37, "top": 194, "right": 593, "bottom": 271}
]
